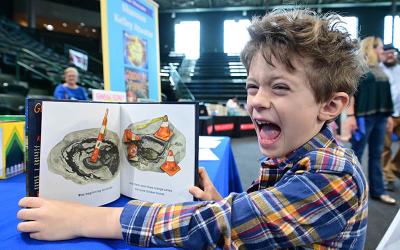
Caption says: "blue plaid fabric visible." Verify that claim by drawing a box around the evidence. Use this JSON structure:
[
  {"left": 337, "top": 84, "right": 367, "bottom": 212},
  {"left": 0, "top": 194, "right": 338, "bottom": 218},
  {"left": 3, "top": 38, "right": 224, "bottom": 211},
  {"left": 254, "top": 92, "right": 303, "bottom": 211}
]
[{"left": 120, "top": 126, "right": 368, "bottom": 249}]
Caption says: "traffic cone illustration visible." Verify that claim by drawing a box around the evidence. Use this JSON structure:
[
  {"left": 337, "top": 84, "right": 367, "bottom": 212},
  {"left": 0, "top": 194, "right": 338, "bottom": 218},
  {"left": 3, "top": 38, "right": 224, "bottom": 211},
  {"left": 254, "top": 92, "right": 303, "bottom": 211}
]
[
  {"left": 90, "top": 109, "right": 109, "bottom": 163},
  {"left": 123, "top": 129, "right": 141, "bottom": 143},
  {"left": 160, "top": 150, "right": 181, "bottom": 176},
  {"left": 154, "top": 115, "right": 173, "bottom": 141}
]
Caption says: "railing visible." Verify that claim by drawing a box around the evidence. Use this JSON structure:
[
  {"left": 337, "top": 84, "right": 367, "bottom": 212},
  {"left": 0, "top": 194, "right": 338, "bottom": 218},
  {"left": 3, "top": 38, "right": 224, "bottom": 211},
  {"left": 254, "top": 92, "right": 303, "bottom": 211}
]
[
  {"left": 15, "top": 48, "right": 58, "bottom": 84},
  {"left": 168, "top": 65, "right": 195, "bottom": 101}
]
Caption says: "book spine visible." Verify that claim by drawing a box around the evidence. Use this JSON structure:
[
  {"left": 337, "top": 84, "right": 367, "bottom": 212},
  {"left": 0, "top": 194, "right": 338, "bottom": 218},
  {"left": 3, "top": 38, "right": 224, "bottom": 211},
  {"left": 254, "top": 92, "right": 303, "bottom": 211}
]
[{"left": 25, "top": 99, "right": 43, "bottom": 197}]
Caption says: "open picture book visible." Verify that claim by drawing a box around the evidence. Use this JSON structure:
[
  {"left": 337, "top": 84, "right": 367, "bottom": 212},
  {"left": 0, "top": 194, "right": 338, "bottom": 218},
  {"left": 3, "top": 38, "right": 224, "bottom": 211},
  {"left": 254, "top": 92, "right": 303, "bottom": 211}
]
[{"left": 26, "top": 99, "right": 199, "bottom": 206}]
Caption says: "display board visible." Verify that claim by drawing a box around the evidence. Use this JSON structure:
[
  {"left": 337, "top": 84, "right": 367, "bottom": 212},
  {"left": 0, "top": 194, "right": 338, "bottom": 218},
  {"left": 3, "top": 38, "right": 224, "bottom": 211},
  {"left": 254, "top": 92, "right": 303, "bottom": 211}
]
[{"left": 101, "top": 0, "right": 161, "bottom": 102}]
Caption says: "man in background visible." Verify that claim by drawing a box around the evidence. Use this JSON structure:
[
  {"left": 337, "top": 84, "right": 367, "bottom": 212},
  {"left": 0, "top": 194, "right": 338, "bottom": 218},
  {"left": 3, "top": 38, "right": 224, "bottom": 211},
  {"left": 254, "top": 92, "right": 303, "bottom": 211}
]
[{"left": 381, "top": 44, "right": 400, "bottom": 191}]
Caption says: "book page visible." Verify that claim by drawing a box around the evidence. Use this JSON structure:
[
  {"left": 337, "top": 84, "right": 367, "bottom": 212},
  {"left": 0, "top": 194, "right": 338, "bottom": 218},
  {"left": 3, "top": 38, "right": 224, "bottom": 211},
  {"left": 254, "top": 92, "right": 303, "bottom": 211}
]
[
  {"left": 120, "top": 103, "right": 197, "bottom": 204},
  {"left": 39, "top": 101, "right": 121, "bottom": 206}
]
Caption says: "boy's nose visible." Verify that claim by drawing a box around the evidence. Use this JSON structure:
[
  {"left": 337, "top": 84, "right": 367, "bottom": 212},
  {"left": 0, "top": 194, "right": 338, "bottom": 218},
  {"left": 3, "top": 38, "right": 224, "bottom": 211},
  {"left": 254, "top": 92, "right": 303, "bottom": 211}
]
[{"left": 251, "top": 90, "right": 272, "bottom": 110}]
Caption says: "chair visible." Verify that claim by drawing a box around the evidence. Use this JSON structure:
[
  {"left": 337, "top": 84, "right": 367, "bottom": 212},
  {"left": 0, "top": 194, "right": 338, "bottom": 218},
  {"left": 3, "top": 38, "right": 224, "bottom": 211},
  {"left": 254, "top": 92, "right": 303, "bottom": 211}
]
[{"left": 0, "top": 93, "right": 25, "bottom": 115}]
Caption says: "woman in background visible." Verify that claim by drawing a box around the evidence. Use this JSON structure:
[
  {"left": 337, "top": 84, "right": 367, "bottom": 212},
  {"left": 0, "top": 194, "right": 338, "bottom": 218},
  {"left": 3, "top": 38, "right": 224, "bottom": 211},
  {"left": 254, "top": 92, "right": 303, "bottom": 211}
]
[
  {"left": 345, "top": 36, "right": 395, "bottom": 204},
  {"left": 53, "top": 67, "right": 88, "bottom": 100}
]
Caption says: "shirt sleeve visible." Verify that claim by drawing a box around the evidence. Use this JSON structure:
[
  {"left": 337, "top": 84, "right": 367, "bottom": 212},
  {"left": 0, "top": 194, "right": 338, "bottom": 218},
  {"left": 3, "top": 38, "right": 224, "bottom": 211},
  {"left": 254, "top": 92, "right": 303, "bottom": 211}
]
[
  {"left": 53, "top": 85, "right": 66, "bottom": 99},
  {"left": 120, "top": 172, "right": 360, "bottom": 249}
]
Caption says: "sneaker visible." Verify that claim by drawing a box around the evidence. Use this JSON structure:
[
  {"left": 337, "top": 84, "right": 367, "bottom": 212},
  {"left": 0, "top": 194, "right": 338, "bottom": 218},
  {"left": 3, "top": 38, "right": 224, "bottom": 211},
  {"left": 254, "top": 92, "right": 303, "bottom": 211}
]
[
  {"left": 371, "top": 194, "right": 397, "bottom": 205},
  {"left": 385, "top": 181, "right": 396, "bottom": 191}
]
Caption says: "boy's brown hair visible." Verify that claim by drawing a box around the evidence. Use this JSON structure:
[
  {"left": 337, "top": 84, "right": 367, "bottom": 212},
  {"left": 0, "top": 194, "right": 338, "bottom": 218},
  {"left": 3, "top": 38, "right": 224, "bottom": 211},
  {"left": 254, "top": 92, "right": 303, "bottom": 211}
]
[{"left": 241, "top": 9, "right": 367, "bottom": 103}]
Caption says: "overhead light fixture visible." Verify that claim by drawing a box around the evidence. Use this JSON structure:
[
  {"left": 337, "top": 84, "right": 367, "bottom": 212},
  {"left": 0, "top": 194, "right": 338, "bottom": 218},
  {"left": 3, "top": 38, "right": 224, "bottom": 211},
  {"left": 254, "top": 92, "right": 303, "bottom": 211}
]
[
  {"left": 75, "top": 29, "right": 80, "bottom": 33},
  {"left": 80, "top": 22, "right": 85, "bottom": 26},
  {"left": 92, "top": 28, "right": 96, "bottom": 33},
  {"left": 62, "top": 22, "right": 67, "bottom": 27},
  {"left": 242, "top": 10, "right": 247, "bottom": 16},
  {"left": 171, "top": 12, "right": 176, "bottom": 18},
  {"left": 46, "top": 24, "right": 54, "bottom": 31}
]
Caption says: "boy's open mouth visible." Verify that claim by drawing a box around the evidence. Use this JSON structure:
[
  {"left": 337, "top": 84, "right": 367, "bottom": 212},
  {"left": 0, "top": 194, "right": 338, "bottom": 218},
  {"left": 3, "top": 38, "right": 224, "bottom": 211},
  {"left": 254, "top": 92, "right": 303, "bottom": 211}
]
[{"left": 255, "top": 119, "right": 281, "bottom": 142}]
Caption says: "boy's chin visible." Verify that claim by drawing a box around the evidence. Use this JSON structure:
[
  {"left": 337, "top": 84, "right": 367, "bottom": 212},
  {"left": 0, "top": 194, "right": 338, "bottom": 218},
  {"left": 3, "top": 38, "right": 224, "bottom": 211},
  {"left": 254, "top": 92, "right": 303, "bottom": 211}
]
[{"left": 259, "top": 146, "right": 286, "bottom": 159}]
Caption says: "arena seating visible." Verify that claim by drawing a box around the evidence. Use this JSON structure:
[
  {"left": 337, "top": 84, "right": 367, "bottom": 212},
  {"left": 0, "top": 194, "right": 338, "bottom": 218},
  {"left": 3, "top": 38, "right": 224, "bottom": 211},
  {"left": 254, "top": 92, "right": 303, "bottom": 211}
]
[
  {"left": 0, "top": 16, "right": 103, "bottom": 98},
  {"left": 186, "top": 52, "right": 247, "bottom": 103}
]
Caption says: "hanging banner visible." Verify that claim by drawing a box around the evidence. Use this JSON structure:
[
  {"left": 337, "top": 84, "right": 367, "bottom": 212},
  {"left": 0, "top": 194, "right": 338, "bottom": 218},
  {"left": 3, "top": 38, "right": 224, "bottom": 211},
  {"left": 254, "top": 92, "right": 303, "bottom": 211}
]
[{"left": 101, "top": 0, "right": 160, "bottom": 102}]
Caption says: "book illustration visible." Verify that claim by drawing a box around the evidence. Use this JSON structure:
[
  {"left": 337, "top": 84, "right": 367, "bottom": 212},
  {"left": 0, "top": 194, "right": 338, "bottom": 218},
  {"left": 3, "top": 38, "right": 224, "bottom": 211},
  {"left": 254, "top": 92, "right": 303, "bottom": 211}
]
[
  {"left": 124, "top": 31, "right": 147, "bottom": 69},
  {"left": 122, "top": 115, "right": 185, "bottom": 176},
  {"left": 161, "top": 150, "right": 181, "bottom": 176},
  {"left": 47, "top": 109, "right": 120, "bottom": 184},
  {"left": 125, "top": 67, "right": 149, "bottom": 102},
  {"left": 28, "top": 100, "right": 198, "bottom": 205}
]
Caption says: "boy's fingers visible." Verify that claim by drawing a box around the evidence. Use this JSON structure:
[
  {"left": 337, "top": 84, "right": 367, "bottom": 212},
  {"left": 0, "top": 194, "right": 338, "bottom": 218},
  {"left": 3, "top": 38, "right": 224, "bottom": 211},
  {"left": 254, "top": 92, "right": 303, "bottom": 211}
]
[
  {"left": 30, "top": 232, "right": 43, "bottom": 240},
  {"left": 189, "top": 186, "right": 206, "bottom": 200},
  {"left": 198, "top": 168, "right": 211, "bottom": 183},
  {"left": 17, "top": 208, "right": 40, "bottom": 221},
  {"left": 19, "top": 197, "right": 43, "bottom": 208},
  {"left": 17, "top": 221, "right": 40, "bottom": 233}
]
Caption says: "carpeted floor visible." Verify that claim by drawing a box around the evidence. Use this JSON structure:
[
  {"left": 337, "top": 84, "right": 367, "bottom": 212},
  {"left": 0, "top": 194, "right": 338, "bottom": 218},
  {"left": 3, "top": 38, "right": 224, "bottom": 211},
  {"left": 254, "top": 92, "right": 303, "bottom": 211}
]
[{"left": 230, "top": 136, "right": 400, "bottom": 250}]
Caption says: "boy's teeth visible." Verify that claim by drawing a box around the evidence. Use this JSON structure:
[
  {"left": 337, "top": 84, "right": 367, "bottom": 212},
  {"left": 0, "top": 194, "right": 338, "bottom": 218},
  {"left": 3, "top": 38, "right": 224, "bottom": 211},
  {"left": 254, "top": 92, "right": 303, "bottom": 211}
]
[{"left": 256, "top": 120, "right": 270, "bottom": 125}]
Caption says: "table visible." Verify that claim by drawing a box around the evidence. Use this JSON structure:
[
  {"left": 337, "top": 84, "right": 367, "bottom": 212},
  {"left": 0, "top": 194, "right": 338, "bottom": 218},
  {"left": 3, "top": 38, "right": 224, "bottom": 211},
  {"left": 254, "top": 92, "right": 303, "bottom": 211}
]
[{"left": 0, "top": 137, "right": 242, "bottom": 249}]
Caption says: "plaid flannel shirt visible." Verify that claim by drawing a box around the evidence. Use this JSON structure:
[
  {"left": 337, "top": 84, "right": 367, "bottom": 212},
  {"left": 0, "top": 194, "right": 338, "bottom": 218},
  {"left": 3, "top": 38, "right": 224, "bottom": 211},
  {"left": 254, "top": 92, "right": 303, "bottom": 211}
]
[{"left": 120, "top": 126, "right": 368, "bottom": 249}]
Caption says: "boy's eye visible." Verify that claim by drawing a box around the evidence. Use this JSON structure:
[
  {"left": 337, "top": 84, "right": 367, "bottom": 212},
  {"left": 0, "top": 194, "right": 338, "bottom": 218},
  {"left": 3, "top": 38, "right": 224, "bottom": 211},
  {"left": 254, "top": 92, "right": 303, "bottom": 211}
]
[
  {"left": 245, "top": 84, "right": 258, "bottom": 94},
  {"left": 272, "top": 84, "right": 290, "bottom": 94}
]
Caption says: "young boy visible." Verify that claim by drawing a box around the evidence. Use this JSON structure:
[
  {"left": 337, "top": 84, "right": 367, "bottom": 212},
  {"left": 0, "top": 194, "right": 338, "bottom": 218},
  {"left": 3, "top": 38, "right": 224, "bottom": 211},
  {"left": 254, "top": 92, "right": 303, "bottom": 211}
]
[{"left": 17, "top": 9, "right": 368, "bottom": 249}]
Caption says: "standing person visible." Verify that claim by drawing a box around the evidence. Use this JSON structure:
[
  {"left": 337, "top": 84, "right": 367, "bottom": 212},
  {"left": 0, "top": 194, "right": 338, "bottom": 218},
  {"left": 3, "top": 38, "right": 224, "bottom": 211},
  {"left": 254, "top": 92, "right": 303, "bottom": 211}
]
[
  {"left": 226, "top": 96, "right": 240, "bottom": 115},
  {"left": 53, "top": 67, "right": 88, "bottom": 100},
  {"left": 345, "top": 36, "right": 395, "bottom": 204},
  {"left": 381, "top": 44, "right": 400, "bottom": 191},
  {"left": 18, "top": 10, "right": 369, "bottom": 249}
]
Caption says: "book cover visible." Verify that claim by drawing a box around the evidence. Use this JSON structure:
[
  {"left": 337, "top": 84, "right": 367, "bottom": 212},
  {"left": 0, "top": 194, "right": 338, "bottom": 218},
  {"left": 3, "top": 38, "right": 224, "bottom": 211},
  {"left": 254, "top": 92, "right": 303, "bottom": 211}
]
[
  {"left": 25, "top": 99, "right": 43, "bottom": 196},
  {"left": 0, "top": 117, "right": 25, "bottom": 179},
  {"left": 26, "top": 99, "right": 199, "bottom": 206}
]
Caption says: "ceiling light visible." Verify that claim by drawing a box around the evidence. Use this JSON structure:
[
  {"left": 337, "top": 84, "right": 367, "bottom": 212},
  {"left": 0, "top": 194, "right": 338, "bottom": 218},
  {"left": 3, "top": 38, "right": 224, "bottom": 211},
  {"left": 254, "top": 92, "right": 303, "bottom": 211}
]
[
  {"left": 75, "top": 29, "right": 80, "bottom": 33},
  {"left": 62, "top": 22, "right": 67, "bottom": 27},
  {"left": 46, "top": 24, "right": 54, "bottom": 31}
]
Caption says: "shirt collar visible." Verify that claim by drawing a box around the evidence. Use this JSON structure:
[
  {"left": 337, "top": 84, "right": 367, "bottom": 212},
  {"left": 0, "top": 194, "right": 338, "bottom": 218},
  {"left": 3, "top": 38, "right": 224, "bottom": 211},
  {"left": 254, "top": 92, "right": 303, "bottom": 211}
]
[{"left": 260, "top": 125, "right": 337, "bottom": 168}]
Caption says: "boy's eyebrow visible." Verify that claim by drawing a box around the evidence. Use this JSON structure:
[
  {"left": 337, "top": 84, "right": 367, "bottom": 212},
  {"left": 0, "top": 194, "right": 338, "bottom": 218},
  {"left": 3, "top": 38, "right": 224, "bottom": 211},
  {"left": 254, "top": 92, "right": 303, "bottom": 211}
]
[
  {"left": 246, "top": 77, "right": 258, "bottom": 84},
  {"left": 246, "top": 75, "right": 288, "bottom": 84}
]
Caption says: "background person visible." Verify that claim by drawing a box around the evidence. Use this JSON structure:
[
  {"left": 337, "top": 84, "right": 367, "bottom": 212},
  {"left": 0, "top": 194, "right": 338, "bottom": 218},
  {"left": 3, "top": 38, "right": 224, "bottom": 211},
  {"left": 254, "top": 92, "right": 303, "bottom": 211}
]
[
  {"left": 53, "top": 67, "right": 88, "bottom": 100},
  {"left": 226, "top": 96, "right": 240, "bottom": 116},
  {"left": 380, "top": 44, "right": 400, "bottom": 191},
  {"left": 345, "top": 36, "right": 395, "bottom": 204}
]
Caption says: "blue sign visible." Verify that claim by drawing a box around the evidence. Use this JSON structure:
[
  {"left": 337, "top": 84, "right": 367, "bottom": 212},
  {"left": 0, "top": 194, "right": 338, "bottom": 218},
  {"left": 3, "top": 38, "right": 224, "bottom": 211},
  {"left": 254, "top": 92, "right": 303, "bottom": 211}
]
[{"left": 101, "top": 0, "right": 160, "bottom": 102}]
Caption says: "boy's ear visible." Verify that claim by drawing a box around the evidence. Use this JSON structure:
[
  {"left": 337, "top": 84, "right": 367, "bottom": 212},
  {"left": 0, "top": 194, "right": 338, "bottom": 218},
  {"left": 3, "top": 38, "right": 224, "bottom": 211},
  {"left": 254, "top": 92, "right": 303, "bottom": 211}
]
[{"left": 318, "top": 92, "right": 350, "bottom": 122}]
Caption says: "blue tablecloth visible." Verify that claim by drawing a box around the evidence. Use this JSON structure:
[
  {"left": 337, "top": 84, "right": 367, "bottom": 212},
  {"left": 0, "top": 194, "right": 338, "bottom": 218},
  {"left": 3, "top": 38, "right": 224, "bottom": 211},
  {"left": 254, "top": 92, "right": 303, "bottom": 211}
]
[{"left": 0, "top": 136, "right": 242, "bottom": 249}]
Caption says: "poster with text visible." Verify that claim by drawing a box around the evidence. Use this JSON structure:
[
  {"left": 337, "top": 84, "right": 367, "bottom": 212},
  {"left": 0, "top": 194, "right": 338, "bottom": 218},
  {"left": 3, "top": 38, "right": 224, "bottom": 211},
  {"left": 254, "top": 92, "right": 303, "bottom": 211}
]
[{"left": 101, "top": 0, "right": 160, "bottom": 101}]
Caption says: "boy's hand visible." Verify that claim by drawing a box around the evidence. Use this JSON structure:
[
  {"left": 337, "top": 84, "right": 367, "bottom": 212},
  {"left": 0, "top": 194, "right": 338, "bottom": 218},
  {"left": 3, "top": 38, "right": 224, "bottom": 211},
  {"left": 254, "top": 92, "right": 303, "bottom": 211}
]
[
  {"left": 17, "top": 197, "right": 123, "bottom": 241},
  {"left": 189, "top": 168, "right": 223, "bottom": 201},
  {"left": 17, "top": 197, "right": 87, "bottom": 240}
]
